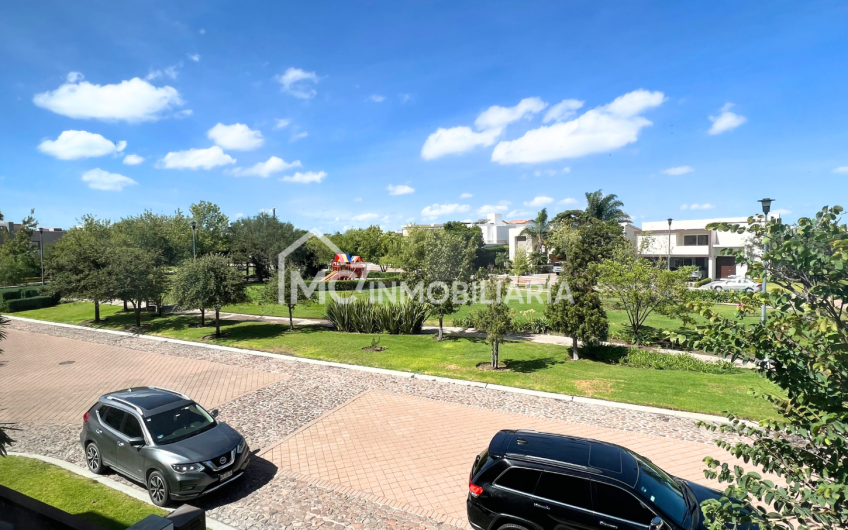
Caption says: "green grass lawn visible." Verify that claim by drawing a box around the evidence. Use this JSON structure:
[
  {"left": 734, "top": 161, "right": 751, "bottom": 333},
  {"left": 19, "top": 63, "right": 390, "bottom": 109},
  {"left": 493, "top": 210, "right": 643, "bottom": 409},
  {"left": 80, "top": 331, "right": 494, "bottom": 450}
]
[
  {"left": 0, "top": 456, "right": 166, "bottom": 530},
  {"left": 17, "top": 302, "right": 780, "bottom": 420}
]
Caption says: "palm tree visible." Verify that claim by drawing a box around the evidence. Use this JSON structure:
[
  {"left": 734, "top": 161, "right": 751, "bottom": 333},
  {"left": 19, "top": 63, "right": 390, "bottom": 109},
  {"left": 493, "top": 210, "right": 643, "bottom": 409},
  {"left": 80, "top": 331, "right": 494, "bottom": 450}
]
[
  {"left": 521, "top": 208, "right": 552, "bottom": 253},
  {"left": 584, "top": 190, "right": 630, "bottom": 223}
]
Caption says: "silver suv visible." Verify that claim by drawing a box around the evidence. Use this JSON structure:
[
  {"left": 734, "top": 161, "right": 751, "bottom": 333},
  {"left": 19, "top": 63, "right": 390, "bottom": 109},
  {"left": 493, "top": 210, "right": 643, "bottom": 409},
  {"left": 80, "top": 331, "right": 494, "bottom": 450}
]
[{"left": 80, "top": 387, "right": 250, "bottom": 506}]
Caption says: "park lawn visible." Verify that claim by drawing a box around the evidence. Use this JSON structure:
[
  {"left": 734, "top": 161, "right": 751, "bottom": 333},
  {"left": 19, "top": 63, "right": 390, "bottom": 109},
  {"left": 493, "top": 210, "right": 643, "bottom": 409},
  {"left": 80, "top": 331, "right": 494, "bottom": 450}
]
[
  {"left": 18, "top": 302, "right": 780, "bottom": 420},
  {"left": 0, "top": 456, "right": 167, "bottom": 530}
]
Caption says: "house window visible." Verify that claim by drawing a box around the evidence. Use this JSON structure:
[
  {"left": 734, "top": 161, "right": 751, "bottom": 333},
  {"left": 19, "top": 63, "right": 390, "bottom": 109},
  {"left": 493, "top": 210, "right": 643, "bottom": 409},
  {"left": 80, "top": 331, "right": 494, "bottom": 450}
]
[
  {"left": 683, "top": 235, "right": 709, "bottom": 246},
  {"left": 516, "top": 236, "right": 527, "bottom": 242},
  {"left": 698, "top": 235, "right": 708, "bottom": 245}
]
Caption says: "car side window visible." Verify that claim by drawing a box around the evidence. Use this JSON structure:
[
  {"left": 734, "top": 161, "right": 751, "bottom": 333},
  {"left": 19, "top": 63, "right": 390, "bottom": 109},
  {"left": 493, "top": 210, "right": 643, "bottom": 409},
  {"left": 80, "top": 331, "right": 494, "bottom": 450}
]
[
  {"left": 100, "top": 406, "right": 125, "bottom": 432},
  {"left": 535, "top": 472, "right": 592, "bottom": 510},
  {"left": 494, "top": 467, "right": 541, "bottom": 494},
  {"left": 120, "top": 414, "right": 144, "bottom": 439},
  {"left": 592, "top": 482, "right": 655, "bottom": 524}
]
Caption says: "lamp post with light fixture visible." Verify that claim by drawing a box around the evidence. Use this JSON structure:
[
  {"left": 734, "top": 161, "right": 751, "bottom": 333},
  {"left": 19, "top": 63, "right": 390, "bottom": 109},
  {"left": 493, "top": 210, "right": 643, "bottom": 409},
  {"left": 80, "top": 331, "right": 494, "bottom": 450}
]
[
  {"left": 667, "top": 218, "right": 672, "bottom": 271},
  {"left": 758, "top": 198, "right": 774, "bottom": 323},
  {"left": 190, "top": 221, "right": 197, "bottom": 259}
]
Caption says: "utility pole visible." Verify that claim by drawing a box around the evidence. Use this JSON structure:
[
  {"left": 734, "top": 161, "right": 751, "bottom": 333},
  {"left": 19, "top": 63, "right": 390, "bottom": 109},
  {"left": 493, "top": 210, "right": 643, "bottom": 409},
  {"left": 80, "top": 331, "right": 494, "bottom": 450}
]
[{"left": 667, "top": 218, "right": 672, "bottom": 271}]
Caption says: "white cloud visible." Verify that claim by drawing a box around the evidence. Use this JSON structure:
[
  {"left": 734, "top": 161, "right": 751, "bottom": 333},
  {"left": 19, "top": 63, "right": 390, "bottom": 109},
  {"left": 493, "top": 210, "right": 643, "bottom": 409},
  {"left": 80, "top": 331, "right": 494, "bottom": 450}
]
[
  {"left": 33, "top": 72, "right": 184, "bottom": 122},
  {"left": 207, "top": 123, "right": 264, "bottom": 151},
  {"left": 662, "top": 165, "right": 694, "bottom": 175},
  {"left": 681, "top": 203, "right": 716, "bottom": 210},
  {"left": 81, "top": 168, "right": 138, "bottom": 191},
  {"left": 146, "top": 63, "right": 181, "bottom": 81},
  {"left": 421, "top": 126, "right": 502, "bottom": 160},
  {"left": 230, "top": 156, "right": 302, "bottom": 178},
  {"left": 543, "top": 99, "right": 584, "bottom": 123},
  {"left": 832, "top": 166, "right": 848, "bottom": 174},
  {"left": 290, "top": 131, "right": 308, "bottom": 142},
  {"left": 37, "top": 130, "right": 126, "bottom": 160},
  {"left": 123, "top": 154, "right": 145, "bottom": 165},
  {"left": 708, "top": 103, "right": 747, "bottom": 135},
  {"left": 491, "top": 90, "right": 665, "bottom": 164},
  {"left": 399, "top": 93, "right": 412, "bottom": 104},
  {"left": 477, "top": 201, "right": 511, "bottom": 214},
  {"left": 533, "top": 167, "right": 571, "bottom": 177},
  {"left": 524, "top": 196, "right": 553, "bottom": 207},
  {"left": 352, "top": 213, "right": 379, "bottom": 221},
  {"left": 507, "top": 210, "right": 531, "bottom": 218},
  {"left": 460, "top": 192, "right": 473, "bottom": 198},
  {"left": 474, "top": 97, "right": 548, "bottom": 130},
  {"left": 558, "top": 197, "right": 578, "bottom": 205},
  {"left": 274, "top": 118, "right": 291, "bottom": 130},
  {"left": 157, "top": 146, "right": 236, "bottom": 170},
  {"left": 199, "top": 28, "right": 206, "bottom": 34},
  {"left": 174, "top": 109, "right": 193, "bottom": 119},
  {"left": 187, "top": 54, "right": 200, "bottom": 62},
  {"left": 421, "top": 203, "right": 470, "bottom": 216},
  {"left": 234, "top": 212, "right": 244, "bottom": 219},
  {"left": 387, "top": 184, "right": 415, "bottom": 195},
  {"left": 367, "top": 94, "right": 385, "bottom": 103},
  {"left": 274, "top": 67, "right": 319, "bottom": 99},
  {"left": 281, "top": 171, "right": 326, "bottom": 184}
]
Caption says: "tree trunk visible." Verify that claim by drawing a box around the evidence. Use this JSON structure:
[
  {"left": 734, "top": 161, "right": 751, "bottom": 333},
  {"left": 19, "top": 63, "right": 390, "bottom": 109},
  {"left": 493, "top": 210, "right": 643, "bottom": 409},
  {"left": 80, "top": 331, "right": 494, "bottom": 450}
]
[
  {"left": 288, "top": 305, "right": 294, "bottom": 331},
  {"left": 491, "top": 342, "right": 499, "bottom": 369},
  {"left": 94, "top": 300, "right": 100, "bottom": 323},
  {"left": 572, "top": 335, "right": 580, "bottom": 361},
  {"left": 134, "top": 302, "right": 141, "bottom": 327},
  {"left": 437, "top": 315, "right": 444, "bottom": 341},
  {"left": 200, "top": 308, "right": 205, "bottom": 326},
  {"left": 215, "top": 308, "right": 221, "bottom": 337},
  {"left": 123, "top": 299, "right": 128, "bottom": 311}
]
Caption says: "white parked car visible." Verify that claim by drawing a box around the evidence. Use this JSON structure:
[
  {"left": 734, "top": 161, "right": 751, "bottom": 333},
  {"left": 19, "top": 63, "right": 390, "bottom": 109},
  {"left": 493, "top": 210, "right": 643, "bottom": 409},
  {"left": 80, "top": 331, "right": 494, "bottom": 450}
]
[
  {"left": 705, "top": 277, "right": 762, "bottom": 292},
  {"left": 552, "top": 263, "right": 563, "bottom": 275}
]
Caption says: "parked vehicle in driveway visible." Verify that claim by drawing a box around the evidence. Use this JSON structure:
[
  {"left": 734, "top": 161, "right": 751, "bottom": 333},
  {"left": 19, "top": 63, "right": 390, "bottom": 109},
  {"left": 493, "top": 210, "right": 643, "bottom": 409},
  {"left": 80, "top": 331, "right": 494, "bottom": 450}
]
[
  {"left": 80, "top": 386, "right": 250, "bottom": 507},
  {"left": 468, "top": 429, "right": 742, "bottom": 530},
  {"left": 552, "top": 263, "right": 563, "bottom": 275},
  {"left": 702, "top": 277, "right": 761, "bottom": 292}
]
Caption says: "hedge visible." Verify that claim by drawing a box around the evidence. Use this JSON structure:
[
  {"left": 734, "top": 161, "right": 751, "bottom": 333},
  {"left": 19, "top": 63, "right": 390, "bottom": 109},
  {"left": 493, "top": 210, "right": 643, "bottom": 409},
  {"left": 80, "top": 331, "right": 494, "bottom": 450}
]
[
  {"left": 1, "top": 291, "right": 21, "bottom": 302},
  {"left": 365, "top": 272, "right": 402, "bottom": 279},
  {"left": 685, "top": 289, "right": 745, "bottom": 304},
  {"left": 320, "top": 279, "right": 404, "bottom": 292},
  {"left": 5, "top": 295, "right": 59, "bottom": 312}
]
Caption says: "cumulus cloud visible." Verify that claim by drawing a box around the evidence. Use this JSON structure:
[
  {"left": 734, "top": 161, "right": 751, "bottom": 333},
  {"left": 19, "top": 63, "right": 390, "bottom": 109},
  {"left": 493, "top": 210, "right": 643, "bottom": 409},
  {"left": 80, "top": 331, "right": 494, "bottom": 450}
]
[
  {"left": 507, "top": 210, "right": 531, "bottom": 218},
  {"left": 421, "top": 126, "right": 502, "bottom": 160},
  {"left": 37, "top": 130, "right": 126, "bottom": 160},
  {"left": 662, "top": 165, "right": 694, "bottom": 175},
  {"left": 491, "top": 89, "right": 665, "bottom": 164},
  {"left": 524, "top": 196, "right": 553, "bottom": 207},
  {"left": 146, "top": 63, "right": 181, "bottom": 81},
  {"left": 33, "top": 72, "right": 184, "bottom": 122},
  {"left": 157, "top": 146, "right": 236, "bottom": 170},
  {"left": 81, "top": 168, "right": 138, "bottom": 191},
  {"left": 832, "top": 166, "right": 848, "bottom": 174},
  {"left": 708, "top": 103, "right": 747, "bottom": 135},
  {"left": 460, "top": 192, "right": 473, "bottom": 198},
  {"left": 352, "top": 213, "right": 379, "bottom": 221},
  {"left": 207, "top": 123, "right": 264, "bottom": 151},
  {"left": 230, "top": 156, "right": 302, "bottom": 178},
  {"left": 474, "top": 97, "right": 548, "bottom": 130},
  {"left": 174, "top": 109, "right": 193, "bottom": 119},
  {"left": 274, "top": 118, "right": 291, "bottom": 130},
  {"left": 681, "top": 203, "right": 715, "bottom": 210},
  {"left": 275, "top": 67, "right": 319, "bottom": 99},
  {"left": 559, "top": 198, "right": 578, "bottom": 205},
  {"left": 290, "top": 132, "right": 308, "bottom": 142},
  {"left": 543, "top": 99, "right": 584, "bottom": 123},
  {"left": 387, "top": 184, "right": 415, "bottom": 195},
  {"left": 367, "top": 94, "right": 385, "bottom": 103},
  {"left": 281, "top": 171, "right": 326, "bottom": 184},
  {"left": 421, "top": 203, "right": 470, "bottom": 216},
  {"left": 477, "top": 201, "right": 511, "bottom": 215},
  {"left": 123, "top": 154, "right": 145, "bottom": 165}
]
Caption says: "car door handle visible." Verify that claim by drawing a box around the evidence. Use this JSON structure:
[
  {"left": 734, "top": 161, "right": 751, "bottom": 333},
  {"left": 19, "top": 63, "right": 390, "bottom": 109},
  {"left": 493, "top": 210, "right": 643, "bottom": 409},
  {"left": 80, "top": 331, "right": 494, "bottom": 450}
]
[
  {"left": 533, "top": 503, "right": 550, "bottom": 510},
  {"left": 599, "top": 522, "right": 617, "bottom": 529},
  {"left": 95, "top": 429, "right": 103, "bottom": 434},
  {"left": 117, "top": 441, "right": 125, "bottom": 447}
]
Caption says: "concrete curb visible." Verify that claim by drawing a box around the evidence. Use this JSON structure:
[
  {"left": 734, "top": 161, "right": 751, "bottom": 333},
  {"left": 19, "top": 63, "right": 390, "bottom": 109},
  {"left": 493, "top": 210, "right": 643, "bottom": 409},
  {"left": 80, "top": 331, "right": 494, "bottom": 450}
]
[
  {"left": 7, "top": 452, "right": 238, "bottom": 530},
  {"left": 7, "top": 315, "right": 734, "bottom": 425}
]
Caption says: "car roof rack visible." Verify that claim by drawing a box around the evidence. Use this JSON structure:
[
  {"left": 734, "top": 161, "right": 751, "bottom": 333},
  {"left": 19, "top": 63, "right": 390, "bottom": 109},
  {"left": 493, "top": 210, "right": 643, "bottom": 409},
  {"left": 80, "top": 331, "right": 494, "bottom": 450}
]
[
  {"left": 147, "top": 386, "right": 190, "bottom": 400},
  {"left": 105, "top": 396, "right": 144, "bottom": 415}
]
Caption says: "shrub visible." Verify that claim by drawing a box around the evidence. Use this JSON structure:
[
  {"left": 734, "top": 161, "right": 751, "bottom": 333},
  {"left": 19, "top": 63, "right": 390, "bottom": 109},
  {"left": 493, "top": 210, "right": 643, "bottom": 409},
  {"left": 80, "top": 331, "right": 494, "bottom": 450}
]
[
  {"left": 451, "top": 315, "right": 475, "bottom": 328},
  {"left": 365, "top": 272, "right": 402, "bottom": 279},
  {"left": 695, "top": 278, "right": 712, "bottom": 287},
  {"left": 320, "top": 279, "right": 403, "bottom": 292},
  {"left": 685, "top": 289, "right": 745, "bottom": 304},
  {"left": 0, "top": 291, "right": 21, "bottom": 302},
  {"left": 325, "top": 298, "right": 429, "bottom": 334},
  {"left": 618, "top": 349, "right": 738, "bottom": 374},
  {"left": 5, "top": 295, "right": 60, "bottom": 312}
]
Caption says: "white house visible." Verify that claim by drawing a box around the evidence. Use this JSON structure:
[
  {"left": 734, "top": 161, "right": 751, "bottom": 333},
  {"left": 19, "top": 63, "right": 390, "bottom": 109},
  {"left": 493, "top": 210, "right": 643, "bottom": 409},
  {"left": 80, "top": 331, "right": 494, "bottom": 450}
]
[
  {"left": 621, "top": 216, "right": 774, "bottom": 280},
  {"left": 401, "top": 213, "right": 534, "bottom": 259},
  {"left": 507, "top": 219, "right": 535, "bottom": 260}
]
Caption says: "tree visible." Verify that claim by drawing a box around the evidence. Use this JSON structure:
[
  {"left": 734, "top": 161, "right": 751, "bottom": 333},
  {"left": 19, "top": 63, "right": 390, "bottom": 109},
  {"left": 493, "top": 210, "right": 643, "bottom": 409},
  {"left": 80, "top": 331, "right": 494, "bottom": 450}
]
[
  {"left": 189, "top": 201, "right": 230, "bottom": 255},
  {"left": 169, "top": 258, "right": 212, "bottom": 327},
  {"left": 259, "top": 264, "right": 311, "bottom": 330},
  {"left": 471, "top": 278, "right": 515, "bottom": 368},
  {"left": 113, "top": 210, "right": 192, "bottom": 267},
  {"left": 512, "top": 247, "right": 530, "bottom": 277},
  {"left": 109, "top": 248, "right": 167, "bottom": 327},
  {"left": 0, "top": 214, "right": 38, "bottom": 286},
  {"left": 667, "top": 206, "right": 848, "bottom": 530},
  {"left": 229, "top": 213, "right": 305, "bottom": 280},
  {"left": 520, "top": 209, "right": 552, "bottom": 252},
  {"left": 47, "top": 216, "right": 114, "bottom": 322},
  {"left": 596, "top": 242, "right": 694, "bottom": 340},
  {"left": 0, "top": 312, "right": 14, "bottom": 456},
  {"left": 584, "top": 190, "right": 630, "bottom": 223}
]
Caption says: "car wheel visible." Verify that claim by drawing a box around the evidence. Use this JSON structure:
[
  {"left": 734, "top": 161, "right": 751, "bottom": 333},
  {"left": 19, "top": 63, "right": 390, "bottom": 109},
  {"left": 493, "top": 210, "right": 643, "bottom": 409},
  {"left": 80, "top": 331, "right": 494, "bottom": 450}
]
[
  {"left": 498, "top": 524, "right": 530, "bottom": 530},
  {"left": 85, "top": 442, "right": 104, "bottom": 474},
  {"left": 744, "top": 288, "right": 753, "bottom": 293},
  {"left": 147, "top": 470, "right": 171, "bottom": 507},
  {"left": 713, "top": 286, "right": 723, "bottom": 292}
]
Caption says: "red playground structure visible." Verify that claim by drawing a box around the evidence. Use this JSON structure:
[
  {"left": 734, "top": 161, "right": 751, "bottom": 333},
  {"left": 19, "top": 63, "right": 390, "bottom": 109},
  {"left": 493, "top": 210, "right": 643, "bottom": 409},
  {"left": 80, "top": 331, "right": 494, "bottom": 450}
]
[{"left": 323, "top": 253, "right": 368, "bottom": 281}]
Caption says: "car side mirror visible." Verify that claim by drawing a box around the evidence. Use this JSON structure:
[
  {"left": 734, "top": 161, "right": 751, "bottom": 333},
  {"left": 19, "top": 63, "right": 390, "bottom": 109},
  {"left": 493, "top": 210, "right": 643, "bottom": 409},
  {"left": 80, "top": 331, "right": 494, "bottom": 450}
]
[
  {"left": 649, "top": 517, "right": 665, "bottom": 530},
  {"left": 211, "top": 409, "right": 219, "bottom": 418},
  {"left": 128, "top": 437, "right": 145, "bottom": 447}
]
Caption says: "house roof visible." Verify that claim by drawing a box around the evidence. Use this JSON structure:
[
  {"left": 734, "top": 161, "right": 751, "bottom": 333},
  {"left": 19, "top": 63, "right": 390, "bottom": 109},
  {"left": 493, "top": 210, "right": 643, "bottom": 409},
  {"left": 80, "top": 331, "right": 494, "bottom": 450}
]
[{"left": 506, "top": 219, "right": 533, "bottom": 225}]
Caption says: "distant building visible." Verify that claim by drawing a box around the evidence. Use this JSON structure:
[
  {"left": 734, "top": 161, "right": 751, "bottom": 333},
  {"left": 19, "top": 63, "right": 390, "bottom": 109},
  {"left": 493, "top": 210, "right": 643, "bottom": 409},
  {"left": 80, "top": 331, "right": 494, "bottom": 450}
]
[
  {"left": 401, "top": 213, "right": 534, "bottom": 260},
  {"left": 0, "top": 222, "right": 66, "bottom": 250}
]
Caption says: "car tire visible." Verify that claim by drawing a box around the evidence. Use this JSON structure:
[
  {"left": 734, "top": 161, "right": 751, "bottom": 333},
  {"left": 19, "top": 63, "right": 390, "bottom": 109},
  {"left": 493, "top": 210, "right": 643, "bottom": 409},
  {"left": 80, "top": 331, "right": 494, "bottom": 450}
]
[
  {"left": 85, "top": 442, "right": 104, "bottom": 475},
  {"left": 147, "top": 470, "right": 171, "bottom": 507},
  {"left": 713, "top": 286, "right": 723, "bottom": 292},
  {"left": 744, "top": 288, "right": 753, "bottom": 293},
  {"left": 498, "top": 524, "right": 531, "bottom": 530}
]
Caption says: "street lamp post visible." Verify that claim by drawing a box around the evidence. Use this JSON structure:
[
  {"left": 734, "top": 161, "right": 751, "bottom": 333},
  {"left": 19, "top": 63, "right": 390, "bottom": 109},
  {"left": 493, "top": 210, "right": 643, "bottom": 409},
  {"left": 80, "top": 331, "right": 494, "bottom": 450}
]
[
  {"left": 667, "top": 218, "right": 672, "bottom": 271},
  {"left": 758, "top": 198, "right": 774, "bottom": 323},
  {"left": 190, "top": 221, "right": 197, "bottom": 259},
  {"left": 38, "top": 227, "right": 45, "bottom": 285}
]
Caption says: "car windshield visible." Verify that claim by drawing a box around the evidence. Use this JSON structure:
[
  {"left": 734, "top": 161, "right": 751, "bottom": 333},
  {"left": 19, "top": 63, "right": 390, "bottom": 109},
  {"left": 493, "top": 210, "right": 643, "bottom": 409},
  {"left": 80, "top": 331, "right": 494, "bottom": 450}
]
[
  {"left": 633, "top": 454, "right": 687, "bottom": 525},
  {"left": 144, "top": 403, "right": 215, "bottom": 445}
]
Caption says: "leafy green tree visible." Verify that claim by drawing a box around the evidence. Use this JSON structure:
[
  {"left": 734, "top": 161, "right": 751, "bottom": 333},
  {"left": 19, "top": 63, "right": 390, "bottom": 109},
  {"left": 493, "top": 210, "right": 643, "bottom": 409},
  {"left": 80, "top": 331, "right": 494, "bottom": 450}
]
[
  {"left": 170, "top": 258, "right": 212, "bottom": 327},
  {"left": 0, "top": 312, "right": 14, "bottom": 456},
  {"left": 47, "top": 216, "right": 114, "bottom": 322},
  {"left": 596, "top": 243, "right": 694, "bottom": 340},
  {"left": 198, "top": 254, "right": 249, "bottom": 337},
  {"left": 471, "top": 278, "right": 515, "bottom": 368},
  {"left": 668, "top": 206, "right": 848, "bottom": 530},
  {"left": 259, "top": 263, "right": 311, "bottom": 330},
  {"left": 229, "top": 213, "right": 305, "bottom": 280},
  {"left": 189, "top": 201, "right": 230, "bottom": 255},
  {"left": 443, "top": 221, "right": 485, "bottom": 250},
  {"left": 0, "top": 214, "right": 38, "bottom": 286},
  {"left": 584, "top": 189, "right": 630, "bottom": 223},
  {"left": 512, "top": 247, "right": 530, "bottom": 277},
  {"left": 113, "top": 210, "right": 192, "bottom": 267},
  {"left": 109, "top": 247, "right": 167, "bottom": 327}
]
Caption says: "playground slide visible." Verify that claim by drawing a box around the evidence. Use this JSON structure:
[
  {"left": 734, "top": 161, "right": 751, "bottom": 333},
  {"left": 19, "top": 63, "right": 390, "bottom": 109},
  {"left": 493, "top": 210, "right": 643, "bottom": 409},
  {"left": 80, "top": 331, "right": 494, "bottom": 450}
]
[{"left": 322, "top": 270, "right": 340, "bottom": 282}]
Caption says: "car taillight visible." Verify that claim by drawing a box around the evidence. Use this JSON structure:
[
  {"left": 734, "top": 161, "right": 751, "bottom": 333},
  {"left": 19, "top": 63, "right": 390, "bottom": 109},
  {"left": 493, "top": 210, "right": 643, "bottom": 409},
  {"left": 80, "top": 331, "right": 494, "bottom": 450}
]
[
  {"left": 469, "top": 474, "right": 483, "bottom": 497},
  {"left": 83, "top": 411, "right": 89, "bottom": 423},
  {"left": 756, "top": 284, "right": 762, "bottom": 288}
]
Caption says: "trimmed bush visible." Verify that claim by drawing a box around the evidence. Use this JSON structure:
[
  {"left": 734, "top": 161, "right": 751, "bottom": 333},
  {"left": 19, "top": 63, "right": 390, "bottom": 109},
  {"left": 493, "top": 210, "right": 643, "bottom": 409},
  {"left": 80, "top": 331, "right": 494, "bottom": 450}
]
[
  {"left": 686, "top": 289, "right": 745, "bottom": 304},
  {"left": 320, "top": 279, "right": 403, "bottom": 292},
  {"left": 618, "top": 349, "right": 738, "bottom": 374},
  {"left": 325, "top": 298, "right": 429, "bottom": 334},
  {"left": 694, "top": 278, "right": 712, "bottom": 287},
  {"left": 1, "top": 291, "right": 21, "bottom": 302},
  {"left": 365, "top": 272, "right": 402, "bottom": 279},
  {"left": 5, "top": 295, "right": 59, "bottom": 312}
]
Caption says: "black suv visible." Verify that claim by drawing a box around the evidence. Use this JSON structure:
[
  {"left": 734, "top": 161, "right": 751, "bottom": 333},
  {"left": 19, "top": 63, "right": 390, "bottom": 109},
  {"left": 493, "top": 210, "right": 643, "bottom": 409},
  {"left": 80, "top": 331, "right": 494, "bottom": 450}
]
[{"left": 468, "top": 430, "right": 727, "bottom": 530}]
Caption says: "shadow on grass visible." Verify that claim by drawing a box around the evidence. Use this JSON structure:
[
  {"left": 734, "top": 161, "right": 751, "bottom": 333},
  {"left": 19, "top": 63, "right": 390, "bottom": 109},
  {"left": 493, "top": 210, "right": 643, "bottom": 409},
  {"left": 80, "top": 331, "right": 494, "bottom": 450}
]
[
  {"left": 581, "top": 344, "right": 631, "bottom": 363},
  {"left": 502, "top": 357, "right": 563, "bottom": 373}
]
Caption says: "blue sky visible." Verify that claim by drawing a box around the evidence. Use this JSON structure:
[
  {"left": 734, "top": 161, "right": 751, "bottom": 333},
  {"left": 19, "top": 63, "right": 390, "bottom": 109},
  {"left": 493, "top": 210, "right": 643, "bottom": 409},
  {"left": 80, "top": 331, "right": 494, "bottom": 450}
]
[{"left": 2, "top": 1, "right": 847, "bottom": 231}]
